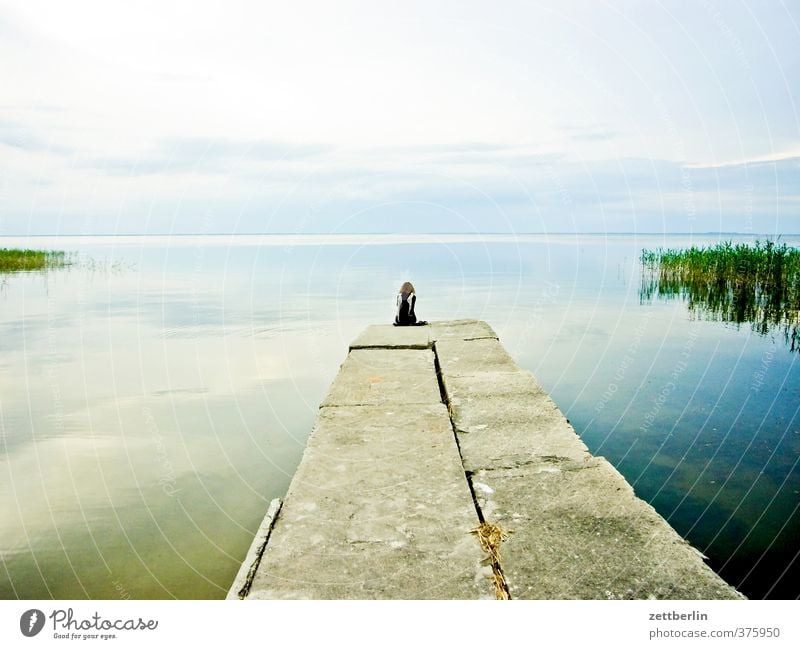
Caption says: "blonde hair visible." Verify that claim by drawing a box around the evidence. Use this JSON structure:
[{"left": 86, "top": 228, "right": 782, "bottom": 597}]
[{"left": 400, "top": 281, "right": 415, "bottom": 294}]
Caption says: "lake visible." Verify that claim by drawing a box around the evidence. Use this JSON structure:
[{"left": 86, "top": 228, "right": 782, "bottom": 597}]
[{"left": 1, "top": 233, "right": 798, "bottom": 599}]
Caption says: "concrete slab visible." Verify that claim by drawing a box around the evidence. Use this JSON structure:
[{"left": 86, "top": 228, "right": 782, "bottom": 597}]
[
  {"left": 434, "top": 326, "right": 742, "bottom": 599},
  {"left": 456, "top": 424, "right": 590, "bottom": 475},
  {"left": 429, "top": 319, "right": 498, "bottom": 342},
  {"left": 321, "top": 348, "right": 441, "bottom": 407},
  {"left": 470, "top": 458, "right": 743, "bottom": 599},
  {"left": 236, "top": 320, "right": 741, "bottom": 600},
  {"left": 442, "top": 371, "right": 545, "bottom": 405},
  {"left": 246, "top": 404, "right": 494, "bottom": 599},
  {"left": 450, "top": 391, "right": 571, "bottom": 434},
  {"left": 434, "top": 338, "right": 519, "bottom": 376},
  {"left": 449, "top": 394, "right": 590, "bottom": 471},
  {"left": 350, "top": 324, "right": 431, "bottom": 350}
]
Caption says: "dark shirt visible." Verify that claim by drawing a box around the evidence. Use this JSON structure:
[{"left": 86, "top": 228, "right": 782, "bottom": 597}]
[{"left": 395, "top": 292, "right": 417, "bottom": 325}]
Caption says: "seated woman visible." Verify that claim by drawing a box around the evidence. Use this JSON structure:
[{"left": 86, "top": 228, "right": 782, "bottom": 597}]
[{"left": 393, "top": 281, "right": 427, "bottom": 326}]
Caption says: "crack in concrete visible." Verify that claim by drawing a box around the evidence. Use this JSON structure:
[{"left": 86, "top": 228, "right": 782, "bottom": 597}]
[
  {"left": 432, "top": 341, "right": 512, "bottom": 600},
  {"left": 349, "top": 344, "right": 433, "bottom": 350},
  {"left": 468, "top": 457, "right": 602, "bottom": 477},
  {"left": 465, "top": 455, "right": 583, "bottom": 472}
]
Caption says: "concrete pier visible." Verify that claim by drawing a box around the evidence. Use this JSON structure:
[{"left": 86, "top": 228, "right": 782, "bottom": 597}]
[{"left": 230, "top": 320, "right": 743, "bottom": 600}]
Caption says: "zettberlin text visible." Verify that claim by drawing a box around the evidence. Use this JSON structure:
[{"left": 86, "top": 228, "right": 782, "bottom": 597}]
[{"left": 649, "top": 610, "right": 708, "bottom": 621}]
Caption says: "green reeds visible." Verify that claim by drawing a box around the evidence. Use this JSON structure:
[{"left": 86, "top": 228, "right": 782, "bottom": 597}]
[
  {"left": 640, "top": 239, "right": 800, "bottom": 350},
  {"left": 0, "top": 248, "right": 72, "bottom": 273}
]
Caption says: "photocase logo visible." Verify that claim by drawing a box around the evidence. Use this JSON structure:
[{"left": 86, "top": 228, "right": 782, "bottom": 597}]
[{"left": 20, "top": 609, "right": 45, "bottom": 637}]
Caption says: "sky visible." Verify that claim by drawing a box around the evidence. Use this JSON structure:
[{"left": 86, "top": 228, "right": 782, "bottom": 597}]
[{"left": 1, "top": 0, "right": 798, "bottom": 235}]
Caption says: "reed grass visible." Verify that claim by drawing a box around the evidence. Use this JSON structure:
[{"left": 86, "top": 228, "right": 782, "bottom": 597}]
[
  {"left": 641, "top": 239, "right": 800, "bottom": 350},
  {"left": 0, "top": 248, "right": 72, "bottom": 273},
  {"left": 472, "top": 521, "right": 511, "bottom": 600}
]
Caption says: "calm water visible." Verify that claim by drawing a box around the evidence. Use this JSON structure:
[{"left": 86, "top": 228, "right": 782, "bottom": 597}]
[{"left": 1, "top": 234, "right": 798, "bottom": 599}]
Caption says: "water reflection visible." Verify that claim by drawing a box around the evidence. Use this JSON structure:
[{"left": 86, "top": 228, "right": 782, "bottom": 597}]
[
  {"left": 1, "top": 234, "right": 799, "bottom": 599},
  {"left": 640, "top": 240, "right": 800, "bottom": 351}
]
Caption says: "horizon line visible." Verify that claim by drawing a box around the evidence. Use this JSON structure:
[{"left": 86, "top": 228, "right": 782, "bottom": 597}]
[{"left": 3, "top": 231, "right": 799, "bottom": 237}]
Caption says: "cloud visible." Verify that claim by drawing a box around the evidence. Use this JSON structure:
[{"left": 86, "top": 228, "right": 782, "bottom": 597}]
[
  {"left": 1, "top": 1, "right": 798, "bottom": 235},
  {"left": 564, "top": 127, "right": 623, "bottom": 143},
  {"left": 74, "top": 138, "right": 561, "bottom": 183},
  {"left": 0, "top": 119, "right": 73, "bottom": 155},
  {"left": 163, "top": 137, "right": 333, "bottom": 161},
  {"left": 77, "top": 136, "right": 335, "bottom": 176},
  {"left": 685, "top": 151, "right": 800, "bottom": 169}
]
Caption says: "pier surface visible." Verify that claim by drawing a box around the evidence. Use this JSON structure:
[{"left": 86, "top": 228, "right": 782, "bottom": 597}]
[{"left": 231, "top": 320, "right": 742, "bottom": 599}]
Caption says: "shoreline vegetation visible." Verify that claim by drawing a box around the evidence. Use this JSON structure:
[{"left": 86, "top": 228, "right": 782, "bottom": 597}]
[
  {"left": 0, "top": 248, "right": 73, "bottom": 273},
  {"left": 640, "top": 239, "right": 800, "bottom": 350}
]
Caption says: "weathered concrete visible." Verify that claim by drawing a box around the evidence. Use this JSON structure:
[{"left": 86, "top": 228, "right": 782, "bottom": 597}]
[
  {"left": 429, "top": 319, "right": 498, "bottom": 342},
  {"left": 350, "top": 324, "right": 431, "bottom": 349},
  {"left": 451, "top": 397, "right": 591, "bottom": 473},
  {"left": 469, "top": 458, "right": 740, "bottom": 599},
  {"left": 237, "top": 320, "right": 743, "bottom": 600},
  {"left": 226, "top": 498, "right": 282, "bottom": 600},
  {"left": 245, "top": 343, "right": 494, "bottom": 599},
  {"left": 320, "top": 348, "right": 441, "bottom": 407},
  {"left": 433, "top": 328, "right": 743, "bottom": 600},
  {"left": 435, "top": 338, "right": 518, "bottom": 376}
]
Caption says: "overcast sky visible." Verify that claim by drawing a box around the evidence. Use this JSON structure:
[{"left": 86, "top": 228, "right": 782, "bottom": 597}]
[{"left": 1, "top": 0, "right": 798, "bottom": 234}]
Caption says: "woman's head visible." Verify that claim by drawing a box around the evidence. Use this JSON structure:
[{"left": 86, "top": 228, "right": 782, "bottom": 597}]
[{"left": 400, "top": 281, "right": 415, "bottom": 294}]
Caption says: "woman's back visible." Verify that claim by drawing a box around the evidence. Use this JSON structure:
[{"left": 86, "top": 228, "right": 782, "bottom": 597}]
[{"left": 394, "top": 281, "right": 426, "bottom": 326}]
